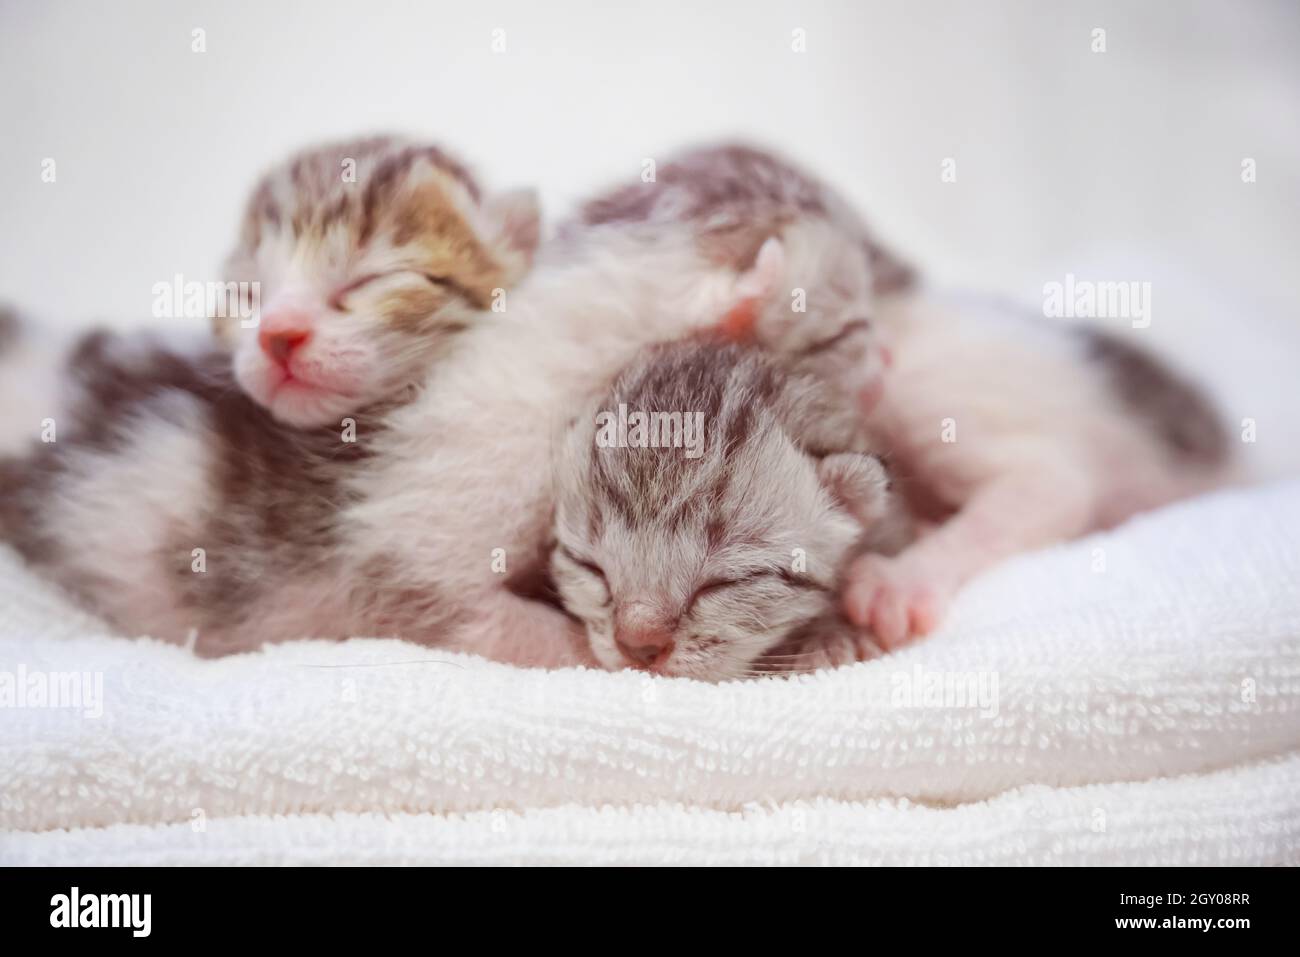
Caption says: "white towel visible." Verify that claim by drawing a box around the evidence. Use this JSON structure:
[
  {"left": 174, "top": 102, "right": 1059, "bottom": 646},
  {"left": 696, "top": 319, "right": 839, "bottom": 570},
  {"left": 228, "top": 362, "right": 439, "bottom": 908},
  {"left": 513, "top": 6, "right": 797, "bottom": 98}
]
[
  {"left": 4, "top": 754, "right": 1296, "bottom": 866},
  {"left": 3, "top": 482, "right": 1299, "bottom": 864}
]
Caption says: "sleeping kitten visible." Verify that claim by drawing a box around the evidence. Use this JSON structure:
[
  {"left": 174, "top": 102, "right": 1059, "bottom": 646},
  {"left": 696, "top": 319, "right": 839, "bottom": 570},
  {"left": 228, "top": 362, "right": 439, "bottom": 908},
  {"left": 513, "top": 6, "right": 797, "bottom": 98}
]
[
  {"left": 551, "top": 337, "right": 905, "bottom": 681},
  {"left": 569, "top": 142, "right": 912, "bottom": 400},
  {"left": 841, "top": 292, "right": 1233, "bottom": 648},
  {"left": 217, "top": 135, "right": 540, "bottom": 426}
]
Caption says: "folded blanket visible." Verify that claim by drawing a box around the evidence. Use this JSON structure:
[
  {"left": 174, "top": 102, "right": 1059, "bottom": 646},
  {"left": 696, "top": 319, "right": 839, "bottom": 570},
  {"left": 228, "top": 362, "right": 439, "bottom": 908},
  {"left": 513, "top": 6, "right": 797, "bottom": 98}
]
[
  {"left": 4, "top": 754, "right": 1296, "bottom": 866},
  {"left": 3, "top": 481, "right": 1299, "bottom": 864}
]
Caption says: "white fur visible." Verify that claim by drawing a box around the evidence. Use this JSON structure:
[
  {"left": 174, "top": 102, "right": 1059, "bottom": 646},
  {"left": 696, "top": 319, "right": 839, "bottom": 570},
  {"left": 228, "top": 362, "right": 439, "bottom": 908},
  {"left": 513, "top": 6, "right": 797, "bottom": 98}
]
[
  {"left": 869, "top": 291, "right": 1229, "bottom": 521},
  {"left": 226, "top": 235, "right": 474, "bottom": 429},
  {"left": 0, "top": 321, "right": 78, "bottom": 457},
  {"left": 842, "top": 289, "right": 1235, "bottom": 646},
  {"left": 36, "top": 393, "right": 217, "bottom": 638}
]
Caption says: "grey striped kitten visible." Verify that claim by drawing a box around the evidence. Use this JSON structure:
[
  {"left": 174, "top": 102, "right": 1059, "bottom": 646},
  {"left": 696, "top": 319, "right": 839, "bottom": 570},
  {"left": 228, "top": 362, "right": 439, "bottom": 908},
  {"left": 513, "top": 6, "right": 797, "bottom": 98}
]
[{"left": 551, "top": 336, "right": 908, "bottom": 681}]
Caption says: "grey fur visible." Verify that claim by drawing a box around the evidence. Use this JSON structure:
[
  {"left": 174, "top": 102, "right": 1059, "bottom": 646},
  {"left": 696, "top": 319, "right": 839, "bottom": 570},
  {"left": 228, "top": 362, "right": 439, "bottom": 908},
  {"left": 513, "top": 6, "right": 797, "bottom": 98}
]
[
  {"left": 0, "top": 331, "right": 386, "bottom": 647},
  {"left": 1079, "top": 328, "right": 1229, "bottom": 466},
  {"left": 576, "top": 143, "right": 914, "bottom": 295},
  {"left": 0, "top": 304, "right": 19, "bottom": 353},
  {"left": 552, "top": 337, "right": 901, "bottom": 681}
]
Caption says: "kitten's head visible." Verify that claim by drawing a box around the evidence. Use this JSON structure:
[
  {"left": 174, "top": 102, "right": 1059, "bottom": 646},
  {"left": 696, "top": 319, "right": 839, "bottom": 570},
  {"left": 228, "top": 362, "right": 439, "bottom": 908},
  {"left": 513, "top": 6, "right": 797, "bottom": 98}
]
[
  {"left": 552, "top": 340, "right": 890, "bottom": 681},
  {"left": 217, "top": 135, "right": 540, "bottom": 427},
  {"left": 577, "top": 142, "right": 911, "bottom": 409},
  {"left": 714, "top": 224, "right": 895, "bottom": 412}
]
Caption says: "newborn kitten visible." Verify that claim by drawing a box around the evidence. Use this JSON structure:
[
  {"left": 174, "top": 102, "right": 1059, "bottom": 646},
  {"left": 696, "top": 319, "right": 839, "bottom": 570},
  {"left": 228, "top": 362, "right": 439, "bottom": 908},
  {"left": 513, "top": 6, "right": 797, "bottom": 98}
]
[
  {"left": 552, "top": 337, "right": 903, "bottom": 681},
  {"left": 842, "top": 292, "right": 1233, "bottom": 648},
  {"left": 570, "top": 142, "right": 913, "bottom": 402},
  {"left": 217, "top": 135, "right": 540, "bottom": 426}
]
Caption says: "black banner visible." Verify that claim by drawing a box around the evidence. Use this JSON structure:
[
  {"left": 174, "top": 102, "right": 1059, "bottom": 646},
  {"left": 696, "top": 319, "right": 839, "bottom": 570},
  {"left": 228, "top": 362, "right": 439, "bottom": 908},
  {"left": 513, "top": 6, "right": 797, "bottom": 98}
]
[{"left": 0, "top": 866, "right": 1290, "bottom": 944}]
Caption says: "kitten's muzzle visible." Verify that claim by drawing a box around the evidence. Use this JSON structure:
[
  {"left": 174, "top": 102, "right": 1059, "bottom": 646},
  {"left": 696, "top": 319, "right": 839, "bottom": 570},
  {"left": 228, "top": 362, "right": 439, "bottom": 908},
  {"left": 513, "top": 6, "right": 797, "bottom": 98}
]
[
  {"left": 614, "top": 625, "right": 675, "bottom": 671},
  {"left": 259, "top": 327, "right": 311, "bottom": 364},
  {"left": 257, "top": 298, "right": 316, "bottom": 366}
]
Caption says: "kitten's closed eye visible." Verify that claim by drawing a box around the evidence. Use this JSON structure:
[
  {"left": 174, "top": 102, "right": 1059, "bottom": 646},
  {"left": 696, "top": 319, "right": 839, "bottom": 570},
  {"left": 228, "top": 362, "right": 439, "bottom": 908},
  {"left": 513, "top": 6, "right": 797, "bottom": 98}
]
[
  {"left": 557, "top": 546, "right": 611, "bottom": 605},
  {"left": 688, "top": 574, "right": 760, "bottom": 611},
  {"left": 799, "top": 318, "right": 872, "bottom": 356},
  {"left": 688, "top": 566, "right": 828, "bottom": 613},
  {"left": 329, "top": 270, "right": 455, "bottom": 311}
]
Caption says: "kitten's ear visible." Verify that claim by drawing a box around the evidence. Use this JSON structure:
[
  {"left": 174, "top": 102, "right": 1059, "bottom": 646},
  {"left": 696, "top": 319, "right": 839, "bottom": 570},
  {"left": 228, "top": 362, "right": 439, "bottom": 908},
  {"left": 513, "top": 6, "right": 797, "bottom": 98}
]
[
  {"left": 817, "top": 452, "right": 890, "bottom": 527},
  {"left": 864, "top": 236, "right": 917, "bottom": 297},
  {"left": 734, "top": 236, "right": 786, "bottom": 302},
  {"left": 818, "top": 452, "right": 914, "bottom": 552},
  {"left": 716, "top": 237, "right": 785, "bottom": 342},
  {"left": 482, "top": 188, "right": 542, "bottom": 284}
]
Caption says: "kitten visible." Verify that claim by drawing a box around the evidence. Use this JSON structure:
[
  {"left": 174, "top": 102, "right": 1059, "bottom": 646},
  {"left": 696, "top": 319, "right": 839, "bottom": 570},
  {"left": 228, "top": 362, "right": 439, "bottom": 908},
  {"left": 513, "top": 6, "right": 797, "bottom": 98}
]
[
  {"left": 569, "top": 142, "right": 913, "bottom": 402},
  {"left": 551, "top": 336, "right": 903, "bottom": 681},
  {"left": 217, "top": 135, "right": 540, "bottom": 427},
  {"left": 841, "top": 292, "right": 1233, "bottom": 648}
]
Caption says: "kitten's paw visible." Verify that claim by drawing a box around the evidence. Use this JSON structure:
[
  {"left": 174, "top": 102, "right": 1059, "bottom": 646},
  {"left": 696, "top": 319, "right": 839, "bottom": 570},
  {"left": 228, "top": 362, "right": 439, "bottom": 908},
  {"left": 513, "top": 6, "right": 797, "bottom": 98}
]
[
  {"left": 824, "top": 629, "right": 884, "bottom": 669},
  {"left": 780, "top": 636, "right": 875, "bottom": 673},
  {"left": 763, "top": 621, "right": 881, "bottom": 675},
  {"left": 843, "top": 554, "right": 949, "bottom": 650},
  {"left": 794, "top": 640, "right": 855, "bottom": 672}
]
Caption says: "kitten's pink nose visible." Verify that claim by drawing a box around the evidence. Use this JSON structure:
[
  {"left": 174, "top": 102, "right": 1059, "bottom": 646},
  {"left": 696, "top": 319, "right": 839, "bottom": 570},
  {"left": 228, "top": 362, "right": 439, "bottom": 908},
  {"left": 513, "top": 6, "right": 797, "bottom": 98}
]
[
  {"left": 614, "top": 626, "right": 675, "bottom": 670},
  {"left": 258, "top": 309, "right": 313, "bottom": 365}
]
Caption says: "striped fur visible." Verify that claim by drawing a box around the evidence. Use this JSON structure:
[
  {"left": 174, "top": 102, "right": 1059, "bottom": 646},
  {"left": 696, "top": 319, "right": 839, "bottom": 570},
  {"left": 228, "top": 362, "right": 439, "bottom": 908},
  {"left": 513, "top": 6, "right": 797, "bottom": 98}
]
[
  {"left": 218, "top": 135, "right": 539, "bottom": 427},
  {"left": 552, "top": 338, "right": 898, "bottom": 680}
]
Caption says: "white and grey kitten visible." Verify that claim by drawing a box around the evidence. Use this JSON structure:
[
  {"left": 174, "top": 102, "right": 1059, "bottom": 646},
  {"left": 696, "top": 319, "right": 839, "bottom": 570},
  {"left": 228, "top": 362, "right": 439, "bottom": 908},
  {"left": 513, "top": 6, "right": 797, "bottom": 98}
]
[{"left": 552, "top": 337, "right": 905, "bottom": 681}]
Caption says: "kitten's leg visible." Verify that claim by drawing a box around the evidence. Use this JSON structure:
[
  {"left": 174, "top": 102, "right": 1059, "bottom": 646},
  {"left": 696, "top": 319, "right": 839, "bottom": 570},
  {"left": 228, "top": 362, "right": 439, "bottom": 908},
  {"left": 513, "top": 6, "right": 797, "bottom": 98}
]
[
  {"left": 843, "top": 467, "right": 1094, "bottom": 648},
  {"left": 442, "top": 589, "right": 596, "bottom": 669}
]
